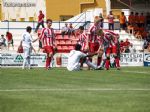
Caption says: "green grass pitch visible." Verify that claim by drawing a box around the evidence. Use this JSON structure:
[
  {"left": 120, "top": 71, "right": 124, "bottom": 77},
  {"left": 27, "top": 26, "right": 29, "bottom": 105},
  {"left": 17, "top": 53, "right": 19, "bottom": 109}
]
[{"left": 0, "top": 67, "right": 150, "bottom": 112}]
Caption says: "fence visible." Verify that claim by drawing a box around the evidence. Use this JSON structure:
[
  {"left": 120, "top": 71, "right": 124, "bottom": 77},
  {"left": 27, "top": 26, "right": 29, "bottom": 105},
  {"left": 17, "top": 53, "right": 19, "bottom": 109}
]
[{"left": 0, "top": 20, "right": 121, "bottom": 32}]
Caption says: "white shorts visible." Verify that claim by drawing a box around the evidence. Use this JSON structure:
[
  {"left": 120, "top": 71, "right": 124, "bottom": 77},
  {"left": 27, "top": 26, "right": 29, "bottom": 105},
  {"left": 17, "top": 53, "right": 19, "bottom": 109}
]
[
  {"left": 67, "top": 63, "right": 81, "bottom": 71},
  {"left": 23, "top": 47, "right": 31, "bottom": 58}
]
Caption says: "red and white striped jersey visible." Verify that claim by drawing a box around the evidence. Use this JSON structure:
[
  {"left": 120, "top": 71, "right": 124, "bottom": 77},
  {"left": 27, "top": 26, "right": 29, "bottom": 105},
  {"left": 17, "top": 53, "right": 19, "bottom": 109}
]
[
  {"left": 88, "top": 25, "right": 100, "bottom": 43},
  {"left": 78, "top": 33, "right": 87, "bottom": 50},
  {"left": 39, "top": 28, "right": 55, "bottom": 47}
]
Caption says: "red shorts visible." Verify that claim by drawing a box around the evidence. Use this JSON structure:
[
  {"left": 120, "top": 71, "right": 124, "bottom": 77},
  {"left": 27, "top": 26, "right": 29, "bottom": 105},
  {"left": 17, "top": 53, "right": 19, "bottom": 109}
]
[
  {"left": 111, "top": 46, "right": 117, "bottom": 54},
  {"left": 105, "top": 47, "right": 111, "bottom": 55},
  {"left": 43, "top": 46, "right": 54, "bottom": 54},
  {"left": 105, "top": 46, "right": 117, "bottom": 55},
  {"left": 89, "top": 42, "right": 99, "bottom": 53}
]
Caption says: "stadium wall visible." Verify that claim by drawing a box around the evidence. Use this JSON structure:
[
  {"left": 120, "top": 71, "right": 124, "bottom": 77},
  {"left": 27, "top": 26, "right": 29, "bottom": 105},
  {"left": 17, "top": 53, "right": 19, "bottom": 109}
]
[
  {"left": 46, "top": 0, "right": 106, "bottom": 21},
  {"left": 0, "top": 0, "right": 1, "bottom": 20}
]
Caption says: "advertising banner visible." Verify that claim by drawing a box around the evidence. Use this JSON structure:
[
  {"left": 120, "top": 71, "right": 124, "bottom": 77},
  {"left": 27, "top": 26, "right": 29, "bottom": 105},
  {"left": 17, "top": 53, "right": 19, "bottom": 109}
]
[
  {"left": 0, "top": 53, "right": 46, "bottom": 67},
  {"left": 143, "top": 53, "right": 150, "bottom": 66},
  {"left": 120, "top": 53, "right": 143, "bottom": 66},
  {"left": 0, "top": 53, "right": 145, "bottom": 67}
]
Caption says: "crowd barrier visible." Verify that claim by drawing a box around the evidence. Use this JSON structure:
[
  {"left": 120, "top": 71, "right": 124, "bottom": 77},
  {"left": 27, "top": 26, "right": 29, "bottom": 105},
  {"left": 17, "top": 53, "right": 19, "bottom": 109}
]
[{"left": 0, "top": 52, "right": 150, "bottom": 67}]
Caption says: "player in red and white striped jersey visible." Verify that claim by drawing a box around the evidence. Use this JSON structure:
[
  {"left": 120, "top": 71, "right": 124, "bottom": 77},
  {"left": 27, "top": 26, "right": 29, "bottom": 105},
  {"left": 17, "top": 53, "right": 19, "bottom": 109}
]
[
  {"left": 99, "top": 29, "right": 120, "bottom": 70},
  {"left": 88, "top": 18, "right": 103, "bottom": 67},
  {"left": 39, "top": 19, "right": 56, "bottom": 70},
  {"left": 77, "top": 26, "right": 88, "bottom": 52}
]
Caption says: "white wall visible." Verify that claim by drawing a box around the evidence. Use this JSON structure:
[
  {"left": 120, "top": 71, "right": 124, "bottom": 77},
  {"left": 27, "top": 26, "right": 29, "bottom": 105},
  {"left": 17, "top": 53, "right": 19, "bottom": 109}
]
[{"left": 2, "top": 0, "right": 46, "bottom": 21}]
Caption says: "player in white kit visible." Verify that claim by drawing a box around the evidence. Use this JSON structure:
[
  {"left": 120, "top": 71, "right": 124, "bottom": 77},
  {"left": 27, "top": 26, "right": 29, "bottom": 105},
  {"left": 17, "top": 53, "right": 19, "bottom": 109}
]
[
  {"left": 21, "top": 26, "right": 38, "bottom": 69},
  {"left": 67, "top": 44, "right": 100, "bottom": 71}
]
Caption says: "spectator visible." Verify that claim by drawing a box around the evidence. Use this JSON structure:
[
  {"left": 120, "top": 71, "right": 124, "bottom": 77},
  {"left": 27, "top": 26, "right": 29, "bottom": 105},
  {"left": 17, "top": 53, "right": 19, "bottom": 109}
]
[
  {"left": 146, "top": 12, "right": 150, "bottom": 28},
  {"left": 68, "top": 23, "right": 75, "bottom": 37},
  {"left": 35, "top": 10, "right": 45, "bottom": 33},
  {"left": 135, "top": 12, "right": 140, "bottom": 27},
  {"left": 143, "top": 31, "right": 150, "bottom": 49},
  {"left": 61, "top": 23, "right": 69, "bottom": 38},
  {"left": 124, "top": 38, "right": 131, "bottom": 47},
  {"left": 120, "top": 40, "right": 125, "bottom": 53},
  {"left": 128, "top": 12, "right": 135, "bottom": 26},
  {"left": 129, "top": 43, "right": 136, "bottom": 53},
  {"left": 99, "top": 13, "right": 104, "bottom": 28},
  {"left": 124, "top": 46, "right": 130, "bottom": 53},
  {"left": 144, "top": 42, "right": 150, "bottom": 52},
  {"left": 6, "top": 31, "right": 14, "bottom": 50},
  {"left": 139, "top": 13, "right": 146, "bottom": 27},
  {"left": 0, "top": 34, "right": 6, "bottom": 50},
  {"left": 119, "top": 12, "right": 127, "bottom": 32},
  {"left": 146, "top": 31, "right": 150, "bottom": 42},
  {"left": 107, "top": 11, "right": 115, "bottom": 30}
]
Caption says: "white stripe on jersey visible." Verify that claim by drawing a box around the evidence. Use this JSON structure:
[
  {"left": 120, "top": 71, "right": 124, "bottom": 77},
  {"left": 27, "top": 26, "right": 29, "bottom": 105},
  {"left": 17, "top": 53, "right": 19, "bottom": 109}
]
[
  {"left": 78, "top": 33, "right": 87, "bottom": 50},
  {"left": 40, "top": 28, "right": 55, "bottom": 47}
]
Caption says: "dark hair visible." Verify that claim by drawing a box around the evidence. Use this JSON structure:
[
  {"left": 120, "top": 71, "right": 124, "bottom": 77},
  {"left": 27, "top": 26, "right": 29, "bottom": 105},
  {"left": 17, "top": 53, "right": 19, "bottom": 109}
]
[
  {"left": 6, "top": 31, "right": 9, "bottom": 34},
  {"left": 79, "top": 26, "right": 84, "bottom": 30},
  {"left": 75, "top": 44, "right": 82, "bottom": 51},
  {"left": 46, "top": 19, "right": 52, "bottom": 23},
  {"left": 26, "top": 26, "right": 32, "bottom": 32}
]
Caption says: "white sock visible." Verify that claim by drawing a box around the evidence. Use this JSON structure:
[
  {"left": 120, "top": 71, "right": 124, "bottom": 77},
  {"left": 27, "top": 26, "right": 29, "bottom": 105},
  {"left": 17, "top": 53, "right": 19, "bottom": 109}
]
[
  {"left": 86, "top": 60, "right": 97, "bottom": 69},
  {"left": 22, "top": 58, "right": 27, "bottom": 69}
]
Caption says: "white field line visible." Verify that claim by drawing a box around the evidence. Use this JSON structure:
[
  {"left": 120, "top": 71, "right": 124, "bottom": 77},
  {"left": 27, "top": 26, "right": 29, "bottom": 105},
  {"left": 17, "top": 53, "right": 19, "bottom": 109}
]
[
  {"left": 116, "top": 70, "right": 150, "bottom": 75},
  {"left": 0, "top": 88, "right": 150, "bottom": 92}
]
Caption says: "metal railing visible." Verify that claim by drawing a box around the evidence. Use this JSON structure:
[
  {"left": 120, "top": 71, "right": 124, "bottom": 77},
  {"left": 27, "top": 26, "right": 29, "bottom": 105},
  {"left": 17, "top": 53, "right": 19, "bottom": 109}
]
[{"left": 0, "top": 20, "right": 122, "bottom": 32}]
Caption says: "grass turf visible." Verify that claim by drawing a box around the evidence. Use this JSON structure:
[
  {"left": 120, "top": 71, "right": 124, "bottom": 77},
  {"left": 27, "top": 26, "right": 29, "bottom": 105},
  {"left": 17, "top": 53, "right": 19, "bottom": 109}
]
[{"left": 0, "top": 67, "right": 150, "bottom": 112}]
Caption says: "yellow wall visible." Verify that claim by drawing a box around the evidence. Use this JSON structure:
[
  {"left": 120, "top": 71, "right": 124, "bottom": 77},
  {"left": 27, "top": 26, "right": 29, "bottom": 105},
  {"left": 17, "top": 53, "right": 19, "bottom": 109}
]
[
  {"left": 0, "top": 0, "right": 1, "bottom": 20},
  {"left": 0, "top": 0, "right": 106, "bottom": 21},
  {"left": 46, "top": 0, "right": 106, "bottom": 21}
]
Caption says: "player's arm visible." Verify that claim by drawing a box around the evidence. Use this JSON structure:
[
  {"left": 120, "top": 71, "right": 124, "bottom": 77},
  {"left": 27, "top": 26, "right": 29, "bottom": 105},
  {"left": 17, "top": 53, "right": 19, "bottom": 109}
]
[{"left": 86, "top": 52, "right": 97, "bottom": 57}]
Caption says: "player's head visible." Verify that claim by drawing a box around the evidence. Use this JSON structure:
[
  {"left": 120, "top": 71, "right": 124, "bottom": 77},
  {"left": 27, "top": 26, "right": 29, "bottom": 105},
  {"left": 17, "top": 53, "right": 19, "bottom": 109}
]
[
  {"left": 46, "top": 19, "right": 52, "bottom": 27},
  {"left": 26, "top": 26, "right": 32, "bottom": 33},
  {"left": 6, "top": 31, "right": 9, "bottom": 35},
  {"left": 97, "top": 29, "right": 104, "bottom": 37},
  {"left": 39, "top": 10, "right": 42, "bottom": 13},
  {"left": 75, "top": 44, "right": 82, "bottom": 51},
  {"left": 78, "top": 26, "right": 84, "bottom": 33},
  {"left": 1, "top": 34, "right": 4, "bottom": 38}
]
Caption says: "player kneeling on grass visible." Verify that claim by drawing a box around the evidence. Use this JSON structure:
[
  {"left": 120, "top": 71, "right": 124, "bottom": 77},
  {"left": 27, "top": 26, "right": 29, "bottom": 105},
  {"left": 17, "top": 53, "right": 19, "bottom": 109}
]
[{"left": 67, "top": 44, "right": 101, "bottom": 71}]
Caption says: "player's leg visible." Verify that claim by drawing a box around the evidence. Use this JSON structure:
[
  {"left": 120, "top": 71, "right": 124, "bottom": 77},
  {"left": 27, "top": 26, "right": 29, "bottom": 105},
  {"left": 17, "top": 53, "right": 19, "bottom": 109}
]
[
  {"left": 35, "top": 23, "right": 41, "bottom": 33},
  {"left": 105, "top": 47, "right": 111, "bottom": 70},
  {"left": 112, "top": 46, "right": 120, "bottom": 70},
  {"left": 26, "top": 48, "right": 32, "bottom": 69},
  {"left": 22, "top": 47, "right": 29, "bottom": 69},
  {"left": 45, "top": 46, "right": 54, "bottom": 70}
]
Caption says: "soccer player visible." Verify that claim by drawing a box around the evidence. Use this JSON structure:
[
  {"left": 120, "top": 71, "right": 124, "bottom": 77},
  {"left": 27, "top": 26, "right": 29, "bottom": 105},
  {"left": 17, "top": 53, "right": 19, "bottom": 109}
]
[
  {"left": 21, "top": 26, "right": 38, "bottom": 69},
  {"left": 98, "top": 29, "right": 120, "bottom": 70},
  {"left": 67, "top": 44, "right": 100, "bottom": 71},
  {"left": 88, "top": 18, "right": 102, "bottom": 66},
  {"left": 77, "top": 26, "right": 88, "bottom": 52},
  {"left": 39, "top": 19, "right": 56, "bottom": 70}
]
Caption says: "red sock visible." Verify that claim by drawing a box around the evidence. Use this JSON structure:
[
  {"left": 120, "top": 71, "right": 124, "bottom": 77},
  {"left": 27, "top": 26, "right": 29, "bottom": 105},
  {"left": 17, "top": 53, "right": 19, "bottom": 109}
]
[
  {"left": 105, "top": 59, "right": 110, "bottom": 70},
  {"left": 115, "top": 57, "right": 120, "bottom": 68},
  {"left": 46, "top": 57, "right": 51, "bottom": 68},
  {"left": 97, "top": 57, "right": 102, "bottom": 66}
]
